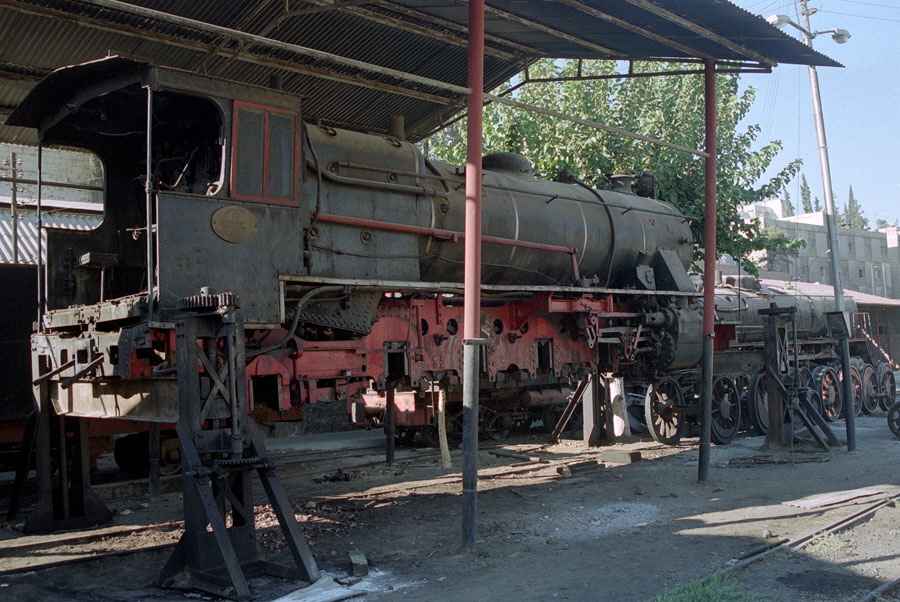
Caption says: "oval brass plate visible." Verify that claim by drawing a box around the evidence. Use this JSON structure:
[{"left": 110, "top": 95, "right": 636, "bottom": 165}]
[{"left": 211, "top": 205, "right": 259, "bottom": 244}]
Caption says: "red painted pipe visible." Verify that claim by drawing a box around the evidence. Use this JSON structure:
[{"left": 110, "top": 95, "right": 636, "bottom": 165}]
[
  {"left": 703, "top": 61, "right": 717, "bottom": 339},
  {"left": 314, "top": 212, "right": 578, "bottom": 262},
  {"left": 464, "top": 3, "right": 485, "bottom": 341}
]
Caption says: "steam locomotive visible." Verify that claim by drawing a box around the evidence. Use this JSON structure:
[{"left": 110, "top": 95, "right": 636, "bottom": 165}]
[{"left": 7, "top": 57, "right": 890, "bottom": 471}]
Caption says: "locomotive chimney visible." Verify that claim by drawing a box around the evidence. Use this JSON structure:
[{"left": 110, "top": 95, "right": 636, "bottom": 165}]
[{"left": 389, "top": 114, "right": 405, "bottom": 139}]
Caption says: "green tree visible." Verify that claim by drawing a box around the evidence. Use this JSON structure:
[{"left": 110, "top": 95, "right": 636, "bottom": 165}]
[
  {"left": 782, "top": 189, "right": 795, "bottom": 217},
  {"left": 426, "top": 60, "right": 801, "bottom": 275},
  {"left": 800, "top": 174, "right": 813, "bottom": 213},
  {"left": 761, "top": 225, "right": 805, "bottom": 272},
  {"left": 842, "top": 185, "right": 868, "bottom": 229},
  {"left": 814, "top": 196, "right": 822, "bottom": 212}
]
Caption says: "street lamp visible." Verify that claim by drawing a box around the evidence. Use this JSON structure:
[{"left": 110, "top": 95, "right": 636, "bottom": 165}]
[
  {"left": 767, "top": 0, "right": 856, "bottom": 451},
  {"left": 767, "top": 14, "right": 851, "bottom": 44}
]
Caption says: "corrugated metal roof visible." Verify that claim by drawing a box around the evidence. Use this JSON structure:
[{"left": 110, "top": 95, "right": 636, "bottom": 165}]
[
  {"left": 0, "top": 207, "right": 101, "bottom": 264},
  {"left": 0, "top": 0, "right": 840, "bottom": 143}
]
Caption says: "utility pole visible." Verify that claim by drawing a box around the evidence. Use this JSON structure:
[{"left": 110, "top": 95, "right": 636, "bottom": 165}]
[
  {"left": 3, "top": 152, "right": 21, "bottom": 263},
  {"left": 798, "top": 0, "right": 856, "bottom": 450}
]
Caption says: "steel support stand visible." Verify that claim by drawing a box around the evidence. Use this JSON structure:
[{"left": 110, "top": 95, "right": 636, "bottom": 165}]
[
  {"left": 385, "top": 385, "right": 395, "bottom": 465},
  {"left": 159, "top": 293, "right": 319, "bottom": 601},
  {"left": 148, "top": 422, "right": 161, "bottom": 500},
  {"left": 582, "top": 373, "right": 603, "bottom": 447},
  {"left": 698, "top": 60, "right": 717, "bottom": 483},
  {"left": 461, "top": 0, "right": 485, "bottom": 553},
  {"left": 23, "top": 355, "right": 111, "bottom": 533}
]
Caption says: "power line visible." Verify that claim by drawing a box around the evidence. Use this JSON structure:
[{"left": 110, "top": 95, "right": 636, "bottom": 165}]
[
  {"left": 836, "top": 0, "right": 900, "bottom": 10},
  {"left": 819, "top": 9, "right": 900, "bottom": 22}
]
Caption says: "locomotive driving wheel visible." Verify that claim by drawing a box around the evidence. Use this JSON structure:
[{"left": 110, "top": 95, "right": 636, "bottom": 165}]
[
  {"left": 848, "top": 367, "right": 864, "bottom": 417},
  {"left": 748, "top": 373, "right": 769, "bottom": 435},
  {"left": 888, "top": 401, "right": 900, "bottom": 439},
  {"left": 814, "top": 366, "right": 842, "bottom": 421},
  {"left": 644, "top": 378, "right": 685, "bottom": 445},
  {"left": 860, "top": 364, "right": 879, "bottom": 414},
  {"left": 710, "top": 376, "right": 741, "bottom": 444},
  {"left": 878, "top": 363, "right": 897, "bottom": 411}
]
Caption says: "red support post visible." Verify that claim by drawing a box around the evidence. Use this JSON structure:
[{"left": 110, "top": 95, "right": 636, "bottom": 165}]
[
  {"left": 699, "top": 60, "right": 717, "bottom": 482},
  {"left": 461, "top": 0, "right": 485, "bottom": 552}
]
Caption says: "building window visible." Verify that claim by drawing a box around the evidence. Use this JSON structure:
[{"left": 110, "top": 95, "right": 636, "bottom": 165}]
[
  {"left": 859, "top": 268, "right": 864, "bottom": 278},
  {"left": 230, "top": 101, "right": 299, "bottom": 203}
]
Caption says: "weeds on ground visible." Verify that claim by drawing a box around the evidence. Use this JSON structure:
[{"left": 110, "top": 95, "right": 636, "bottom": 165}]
[
  {"left": 653, "top": 571, "right": 759, "bottom": 602},
  {"left": 803, "top": 533, "right": 849, "bottom": 555}
]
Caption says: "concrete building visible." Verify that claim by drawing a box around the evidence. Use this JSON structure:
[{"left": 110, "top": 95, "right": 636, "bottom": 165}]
[{"left": 728, "top": 202, "right": 900, "bottom": 299}]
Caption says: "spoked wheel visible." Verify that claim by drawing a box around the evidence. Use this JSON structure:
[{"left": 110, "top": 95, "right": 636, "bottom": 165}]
[
  {"left": 541, "top": 403, "right": 563, "bottom": 434},
  {"left": 748, "top": 373, "right": 769, "bottom": 435},
  {"left": 878, "top": 363, "right": 897, "bottom": 411},
  {"left": 710, "top": 376, "right": 741, "bottom": 444},
  {"left": 159, "top": 435, "right": 182, "bottom": 476},
  {"left": 482, "top": 408, "right": 512, "bottom": 441},
  {"left": 860, "top": 364, "right": 879, "bottom": 414},
  {"left": 798, "top": 366, "right": 815, "bottom": 390},
  {"left": 847, "top": 367, "right": 864, "bottom": 417},
  {"left": 814, "top": 366, "right": 842, "bottom": 421},
  {"left": 888, "top": 401, "right": 900, "bottom": 439},
  {"left": 395, "top": 428, "right": 417, "bottom": 446},
  {"left": 644, "top": 378, "right": 685, "bottom": 445},
  {"left": 803, "top": 389, "right": 824, "bottom": 419}
]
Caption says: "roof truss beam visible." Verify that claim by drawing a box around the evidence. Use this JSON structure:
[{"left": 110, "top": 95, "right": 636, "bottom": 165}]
[
  {"left": 373, "top": 1, "right": 544, "bottom": 57},
  {"left": 556, "top": 0, "right": 716, "bottom": 61},
  {"left": 0, "top": 0, "right": 466, "bottom": 104},
  {"left": 468, "top": 1, "right": 623, "bottom": 58},
  {"left": 268, "top": 0, "right": 521, "bottom": 62},
  {"left": 623, "top": 0, "right": 776, "bottom": 67}
]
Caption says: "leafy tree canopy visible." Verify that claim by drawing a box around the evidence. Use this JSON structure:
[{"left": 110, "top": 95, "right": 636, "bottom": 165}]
[{"left": 425, "top": 60, "right": 801, "bottom": 276}]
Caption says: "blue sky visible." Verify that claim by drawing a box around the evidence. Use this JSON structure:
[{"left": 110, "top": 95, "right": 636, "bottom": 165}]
[{"left": 731, "top": 0, "right": 900, "bottom": 225}]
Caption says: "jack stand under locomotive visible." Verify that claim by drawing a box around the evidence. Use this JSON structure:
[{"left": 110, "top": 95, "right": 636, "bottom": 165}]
[
  {"left": 759, "top": 304, "right": 839, "bottom": 451},
  {"left": 159, "top": 292, "right": 319, "bottom": 601}
]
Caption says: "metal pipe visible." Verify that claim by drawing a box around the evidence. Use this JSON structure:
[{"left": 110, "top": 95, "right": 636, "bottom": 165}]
[
  {"left": 36, "top": 143, "right": 43, "bottom": 324},
  {"left": 698, "top": 60, "right": 717, "bottom": 483},
  {"left": 60, "top": 354, "right": 105, "bottom": 389},
  {"left": 9, "top": 152, "right": 18, "bottom": 263},
  {"left": 314, "top": 212, "right": 577, "bottom": 258},
  {"left": 462, "top": 0, "right": 484, "bottom": 553},
  {"left": 32, "top": 358, "right": 76, "bottom": 385},
  {"left": 385, "top": 386, "right": 395, "bottom": 466},
  {"left": 0, "top": 175, "right": 104, "bottom": 192},
  {"left": 799, "top": 0, "right": 855, "bottom": 450},
  {"left": 145, "top": 86, "right": 155, "bottom": 321}
]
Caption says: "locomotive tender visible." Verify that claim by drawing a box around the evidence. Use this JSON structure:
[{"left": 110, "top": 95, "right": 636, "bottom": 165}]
[{"left": 9, "top": 57, "right": 887, "bottom": 461}]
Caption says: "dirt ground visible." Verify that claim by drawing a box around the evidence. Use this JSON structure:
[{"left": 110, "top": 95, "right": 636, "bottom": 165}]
[{"left": 3, "top": 414, "right": 900, "bottom": 602}]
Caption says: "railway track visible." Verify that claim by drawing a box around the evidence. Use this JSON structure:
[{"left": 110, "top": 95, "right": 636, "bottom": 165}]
[{"left": 0, "top": 431, "right": 586, "bottom": 575}]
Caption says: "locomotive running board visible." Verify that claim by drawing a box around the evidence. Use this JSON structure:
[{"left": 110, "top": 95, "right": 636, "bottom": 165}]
[{"left": 159, "top": 293, "right": 319, "bottom": 601}]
